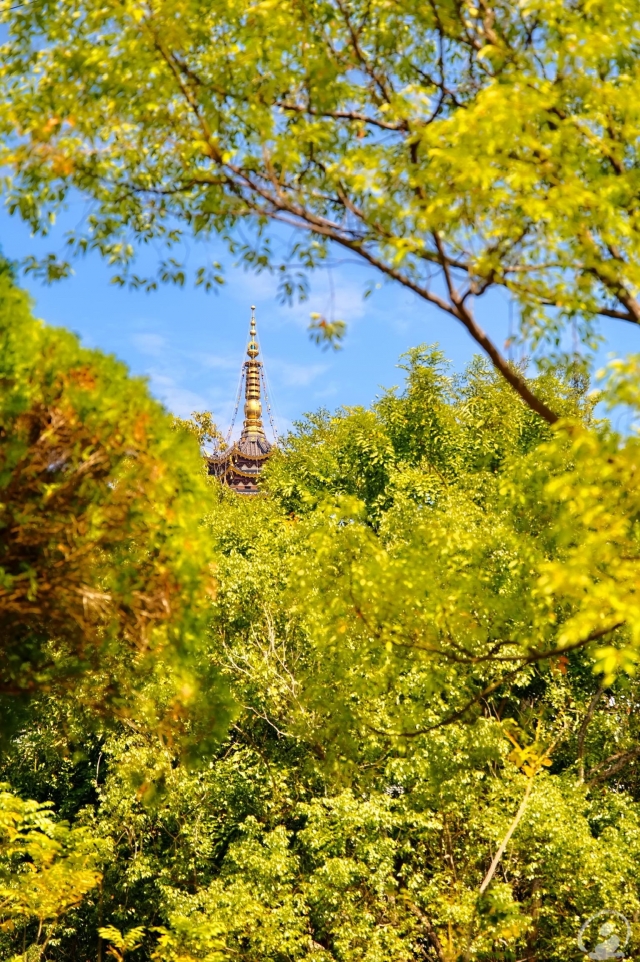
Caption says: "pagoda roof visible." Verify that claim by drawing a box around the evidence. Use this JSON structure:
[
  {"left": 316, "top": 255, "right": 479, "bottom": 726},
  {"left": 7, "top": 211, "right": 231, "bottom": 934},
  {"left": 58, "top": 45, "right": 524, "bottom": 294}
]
[
  {"left": 208, "top": 435, "right": 272, "bottom": 467},
  {"left": 236, "top": 434, "right": 273, "bottom": 458}
]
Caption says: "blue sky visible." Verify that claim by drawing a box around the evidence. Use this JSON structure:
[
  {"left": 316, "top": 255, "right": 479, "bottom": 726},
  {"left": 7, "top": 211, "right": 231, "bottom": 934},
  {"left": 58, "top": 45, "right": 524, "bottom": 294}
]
[{"left": 3, "top": 203, "right": 640, "bottom": 441}]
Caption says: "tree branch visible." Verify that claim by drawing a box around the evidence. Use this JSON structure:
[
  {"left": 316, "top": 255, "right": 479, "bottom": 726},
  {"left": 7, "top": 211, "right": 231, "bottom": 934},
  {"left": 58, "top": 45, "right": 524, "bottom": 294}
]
[
  {"left": 276, "top": 101, "right": 405, "bottom": 131},
  {"left": 372, "top": 622, "right": 624, "bottom": 738},
  {"left": 479, "top": 777, "right": 533, "bottom": 895},
  {"left": 148, "top": 31, "right": 560, "bottom": 426},
  {"left": 587, "top": 746, "right": 640, "bottom": 786},
  {"left": 405, "top": 901, "right": 446, "bottom": 962},
  {"left": 577, "top": 684, "right": 605, "bottom": 783},
  {"left": 434, "top": 232, "right": 559, "bottom": 424}
]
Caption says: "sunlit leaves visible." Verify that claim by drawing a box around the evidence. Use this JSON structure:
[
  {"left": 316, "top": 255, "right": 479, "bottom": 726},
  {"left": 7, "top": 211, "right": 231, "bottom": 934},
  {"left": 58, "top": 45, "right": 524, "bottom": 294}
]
[
  {"left": 2, "top": 346, "right": 640, "bottom": 961},
  {"left": 2, "top": 0, "right": 640, "bottom": 377},
  {"left": 308, "top": 314, "right": 346, "bottom": 351},
  {"left": 0, "top": 786, "right": 102, "bottom": 957}
]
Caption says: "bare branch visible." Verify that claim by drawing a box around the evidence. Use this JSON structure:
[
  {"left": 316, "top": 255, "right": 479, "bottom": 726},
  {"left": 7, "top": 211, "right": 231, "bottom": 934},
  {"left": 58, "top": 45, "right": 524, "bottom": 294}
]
[
  {"left": 479, "top": 777, "right": 533, "bottom": 894},
  {"left": 276, "top": 101, "right": 405, "bottom": 131},
  {"left": 587, "top": 746, "right": 640, "bottom": 786}
]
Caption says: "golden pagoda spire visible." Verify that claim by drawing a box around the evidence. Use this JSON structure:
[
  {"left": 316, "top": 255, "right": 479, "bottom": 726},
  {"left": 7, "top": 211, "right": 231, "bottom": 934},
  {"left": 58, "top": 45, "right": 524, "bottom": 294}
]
[
  {"left": 241, "top": 305, "right": 266, "bottom": 440},
  {"left": 207, "top": 305, "right": 274, "bottom": 494}
]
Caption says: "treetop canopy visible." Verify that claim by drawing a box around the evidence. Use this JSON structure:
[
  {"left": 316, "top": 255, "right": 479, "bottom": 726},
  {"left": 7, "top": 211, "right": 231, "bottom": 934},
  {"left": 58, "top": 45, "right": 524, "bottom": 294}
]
[{"left": 2, "top": 0, "right": 640, "bottom": 420}]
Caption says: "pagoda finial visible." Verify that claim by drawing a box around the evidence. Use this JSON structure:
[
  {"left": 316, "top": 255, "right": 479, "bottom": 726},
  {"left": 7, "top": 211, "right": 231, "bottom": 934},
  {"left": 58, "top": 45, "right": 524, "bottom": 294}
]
[
  {"left": 247, "top": 305, "right": 259, "bottom": 360},
  {"left": 242, "top": 305, "right": 265, "bottom": 438},
  {"left": 207, "top": 305, "right": 275, "bottom": 494}
]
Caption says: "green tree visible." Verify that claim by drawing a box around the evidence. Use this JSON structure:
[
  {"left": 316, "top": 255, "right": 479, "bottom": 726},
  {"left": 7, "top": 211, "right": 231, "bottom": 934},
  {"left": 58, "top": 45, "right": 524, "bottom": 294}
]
[
  {"left": 0, "top": 785, "right": 103, "bottom": 961},
  {"left": 4, "top": 351, "right": 639, "bottom": 961},
  {"left": 0, "top": 270, "right": 230, "bottom": 748},
  {"left": 2, "top": 0, "right": 640, "bottom": 418}
]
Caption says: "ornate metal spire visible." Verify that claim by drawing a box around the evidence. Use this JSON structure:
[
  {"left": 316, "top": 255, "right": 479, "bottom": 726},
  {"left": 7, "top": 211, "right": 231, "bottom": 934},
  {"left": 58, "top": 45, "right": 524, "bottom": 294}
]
[
  {"left": 207, "top": 305, "right": 276, "bottom": 494},
  {"left": 241, "top": 305, "right": 266, "bottom": 440}
]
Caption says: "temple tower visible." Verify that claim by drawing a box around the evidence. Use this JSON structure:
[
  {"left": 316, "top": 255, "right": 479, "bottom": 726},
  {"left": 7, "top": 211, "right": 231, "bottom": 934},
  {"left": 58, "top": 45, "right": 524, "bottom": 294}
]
[{"left": 208, "top": 307, "right": 276, "bottom": 494}]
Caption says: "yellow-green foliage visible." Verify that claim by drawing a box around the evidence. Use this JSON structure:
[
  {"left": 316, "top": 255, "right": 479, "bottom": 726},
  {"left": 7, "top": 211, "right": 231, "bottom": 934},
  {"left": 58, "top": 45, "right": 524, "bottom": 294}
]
[
  {"left": 0, "top": 270, "right": 231, "bottom": 747},
  {"left": 3, "top": 2, "right": 640, "bottom": 954},
  {"left": 74, "top": 351, "right": 637, "bottom": 962},
  {"left": 2, "top": 299, "right": 640, "bottom": 957},
  {"left": 0, "top": 785, "right": 102, "bottom": 960},
  {"left": 2, "top": 0, "right": 640, "bottom": 416}
]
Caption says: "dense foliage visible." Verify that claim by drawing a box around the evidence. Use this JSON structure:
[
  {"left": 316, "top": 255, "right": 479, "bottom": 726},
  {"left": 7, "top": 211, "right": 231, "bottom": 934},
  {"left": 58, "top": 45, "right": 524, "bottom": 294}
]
[
  {"left": 3, "top": 1, "right": 640, "bottom": 957},
  {"left": 3, "top": 0, "right": 640, "bottom": 420},
  {"left": 2, "top": 275, "right": 640, "bottom": 960},
  {"left": 0, "top": 271, "right": 231, "bottom": 749}
]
